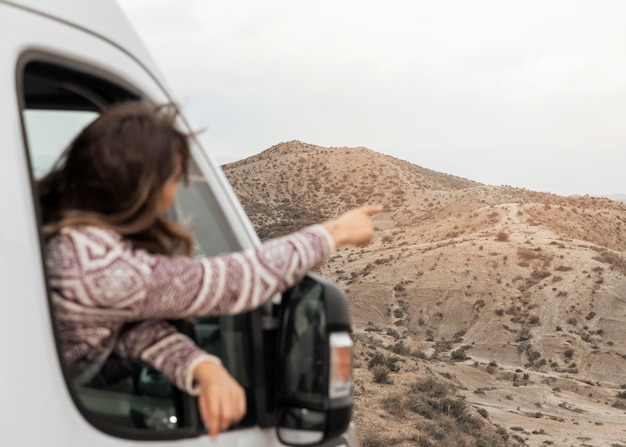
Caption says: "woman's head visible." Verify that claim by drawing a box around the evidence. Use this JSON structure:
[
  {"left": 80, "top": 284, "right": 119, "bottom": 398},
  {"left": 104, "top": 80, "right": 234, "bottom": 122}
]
[{"left": 38, "top": 101, "right": 193, "bottom": 255}]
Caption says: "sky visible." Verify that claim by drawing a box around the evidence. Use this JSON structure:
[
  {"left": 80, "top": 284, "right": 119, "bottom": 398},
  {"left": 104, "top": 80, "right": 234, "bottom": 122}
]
[{"left": 118, "top": 0, "right": 626, "bottom": 197}]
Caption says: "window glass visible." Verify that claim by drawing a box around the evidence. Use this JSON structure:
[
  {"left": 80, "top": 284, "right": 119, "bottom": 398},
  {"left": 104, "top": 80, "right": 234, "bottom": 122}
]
[
  {"left": 23, "top": 109, "right": 97, "bottom": 178},
  {"left": 174, "top": 162, "right": 242, "bottom": 257},
  {"left": 20, "top": 59, "right": 257, "bottom": 438}
]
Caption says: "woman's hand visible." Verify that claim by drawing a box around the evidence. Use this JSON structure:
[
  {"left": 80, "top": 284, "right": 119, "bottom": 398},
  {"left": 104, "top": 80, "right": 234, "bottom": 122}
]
[
  {"left": 321, "top": 204, "right": 383, "bottom": 248},
  {"left": 193, "top": 361, "right": 246, "bottom": 440}
]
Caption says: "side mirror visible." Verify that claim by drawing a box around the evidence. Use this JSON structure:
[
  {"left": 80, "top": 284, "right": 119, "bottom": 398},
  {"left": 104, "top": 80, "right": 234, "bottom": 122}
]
[{"left": 276, "top": 275, "right": 353, "bottom": 446}]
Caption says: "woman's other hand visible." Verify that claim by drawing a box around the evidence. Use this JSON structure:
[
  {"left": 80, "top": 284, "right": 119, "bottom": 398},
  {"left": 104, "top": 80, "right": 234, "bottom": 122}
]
[
  {"left": 193, "top": 361, "right": 246, "bottom": 440},
  {"left": 322, "top": 204, "right": 383, "bottom": 248}
]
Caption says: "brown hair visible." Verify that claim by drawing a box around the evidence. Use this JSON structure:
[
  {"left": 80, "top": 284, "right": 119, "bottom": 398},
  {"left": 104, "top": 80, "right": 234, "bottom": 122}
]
[{"left": 38, "top": 101, "right": 193, "bottom": 256}]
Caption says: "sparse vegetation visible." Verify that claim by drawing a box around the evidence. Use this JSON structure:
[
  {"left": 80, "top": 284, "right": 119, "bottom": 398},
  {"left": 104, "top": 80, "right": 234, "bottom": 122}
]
[
  {"left": 592, "top": 249, "right": 626, "bottom": 276},
  {"left": 224, "top": 141, "right": 626, "bottom": 446}
]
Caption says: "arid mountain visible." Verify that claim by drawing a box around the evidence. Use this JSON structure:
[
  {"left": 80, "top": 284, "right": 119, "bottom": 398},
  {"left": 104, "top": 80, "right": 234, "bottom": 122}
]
[{"left": 223, "top": 140, "right": 626, "bottom": 447}]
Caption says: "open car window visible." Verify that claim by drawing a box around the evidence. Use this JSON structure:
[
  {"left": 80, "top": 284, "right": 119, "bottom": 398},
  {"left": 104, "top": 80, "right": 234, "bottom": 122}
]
[{"left": 19, "top": 57, "right": 256, "bottom": 439}]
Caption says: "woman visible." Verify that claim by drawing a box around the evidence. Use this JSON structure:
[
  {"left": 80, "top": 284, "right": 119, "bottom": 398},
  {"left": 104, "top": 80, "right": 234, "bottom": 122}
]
[{"left": 38, "top": 101, "right": 381, "bottom": 439}]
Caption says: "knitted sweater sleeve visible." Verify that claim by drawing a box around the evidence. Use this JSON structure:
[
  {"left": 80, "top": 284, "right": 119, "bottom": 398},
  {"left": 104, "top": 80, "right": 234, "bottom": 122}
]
[{"left": 49, "top": 224, "right": 335, "bottom": 320}]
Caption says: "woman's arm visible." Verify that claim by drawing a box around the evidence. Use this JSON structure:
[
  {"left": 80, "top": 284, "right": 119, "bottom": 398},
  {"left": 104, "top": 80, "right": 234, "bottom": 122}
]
[
  {"left": 117, "top": 320, "right": 246, "bottom": 439},
  {"left": 48, "top": 205, "right": 381, "bottom": 321},
  {"left": 138, "top": 224, "right": 335, "bottom": 318},
  {"left": 116, "top": 319, "right": 221, "bottom": 394}
]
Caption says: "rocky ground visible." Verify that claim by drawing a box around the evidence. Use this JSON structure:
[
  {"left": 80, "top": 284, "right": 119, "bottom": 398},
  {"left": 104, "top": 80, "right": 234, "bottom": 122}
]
[{"left": 223, "top": 141, "right": 626, "bottom": 446}]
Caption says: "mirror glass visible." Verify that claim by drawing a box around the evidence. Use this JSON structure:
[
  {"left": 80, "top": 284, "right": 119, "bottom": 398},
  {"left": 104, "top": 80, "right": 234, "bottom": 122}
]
[
  {"left": 283, "top": 280, "right": 326, "bottom": 404},
  {"left": 277, "top": 278, "right": 327, "bottom": 444}
]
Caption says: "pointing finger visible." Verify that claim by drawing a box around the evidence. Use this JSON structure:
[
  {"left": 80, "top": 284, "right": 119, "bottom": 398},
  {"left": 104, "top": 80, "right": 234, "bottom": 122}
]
[{"left": 360, "top": 204, "right": 384, "bottom": 215}]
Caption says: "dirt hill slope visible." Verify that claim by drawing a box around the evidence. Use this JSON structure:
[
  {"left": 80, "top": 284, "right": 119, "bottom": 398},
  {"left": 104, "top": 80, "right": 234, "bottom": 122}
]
[{"left": 223, "top": 141, "right": 626, "bottom": 447}]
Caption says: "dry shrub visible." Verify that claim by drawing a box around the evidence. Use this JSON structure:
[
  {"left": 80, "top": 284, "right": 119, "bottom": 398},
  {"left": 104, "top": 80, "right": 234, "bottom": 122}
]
[
  {"left": 592, "top": 249, "right": 626, "bottom": 276},
  {"left": 406, "top": 394, "right": 435, "bottom": 419},
  {"left": 368, "top": 351, "right": 400, "bottom": 371},
  {"left": 495, "top": 231, "right": 509, "bottom": 242},
  {"left": 371, "top": 365, "right": 392, "bottom": 384},
  {"left": 381, "top": 391, "right": 406, "bottom": 417},
  {"left": 531, "top": 270, "right": 551, "bottom": 280},
  {"left": 367, "top": 352, "right": 387, "bottom": 369},
  {"left": 517, "top": 247, "right": 545, "bottom": 261},
  {"left": 612, "top": 400, "right": 626, "bottom": 410},
  {"left": 411, "top": 377, "right": 452, "bottom": 398},
  {"left": 359, "top": 431, "right": 388, "bottom": 447}
]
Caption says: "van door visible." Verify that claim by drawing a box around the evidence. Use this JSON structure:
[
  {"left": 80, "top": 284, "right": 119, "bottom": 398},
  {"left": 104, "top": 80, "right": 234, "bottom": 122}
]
[{"left": 1, "top": 3, "right": 279, "bottom": 446}]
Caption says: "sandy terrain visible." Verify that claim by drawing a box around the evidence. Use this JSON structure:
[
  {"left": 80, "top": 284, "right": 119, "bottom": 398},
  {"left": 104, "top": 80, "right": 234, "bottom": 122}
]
[{"left": 223, "top": 141, "right": 626, "bottom": 446}]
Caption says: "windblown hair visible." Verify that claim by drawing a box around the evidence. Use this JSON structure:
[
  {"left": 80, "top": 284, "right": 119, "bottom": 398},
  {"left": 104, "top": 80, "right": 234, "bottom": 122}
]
[{"left": 38, "top": 101, "right": 193, "bottom": 256}]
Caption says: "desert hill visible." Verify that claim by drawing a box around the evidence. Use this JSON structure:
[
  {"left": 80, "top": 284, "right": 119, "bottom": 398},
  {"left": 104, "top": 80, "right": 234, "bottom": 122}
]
[
  {"left": 223, "top": 141, "right": 626, "bottom": 447},
  {"left": 224, "top": 140, "right": 480, "bottom": 239}
]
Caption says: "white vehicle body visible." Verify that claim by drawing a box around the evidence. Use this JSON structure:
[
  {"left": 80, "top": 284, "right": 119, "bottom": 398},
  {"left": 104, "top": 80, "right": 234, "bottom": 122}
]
[{"left": 0, "top": 1, "right": 357, "bottom": 446}]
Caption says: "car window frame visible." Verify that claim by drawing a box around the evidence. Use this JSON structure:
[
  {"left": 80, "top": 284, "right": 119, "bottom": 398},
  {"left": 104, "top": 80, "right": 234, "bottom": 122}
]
[{"left": 16, "top": 50, "right": 204, "bottom": 441}]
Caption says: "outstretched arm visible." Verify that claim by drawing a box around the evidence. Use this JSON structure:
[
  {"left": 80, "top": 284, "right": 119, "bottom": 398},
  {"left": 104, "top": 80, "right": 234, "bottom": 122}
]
[
  {"left": 48, "top": 205, "right": 382, "bottom": 325},
  {"left": 51, "top": 205, "right": 381, "bottom": 322}
]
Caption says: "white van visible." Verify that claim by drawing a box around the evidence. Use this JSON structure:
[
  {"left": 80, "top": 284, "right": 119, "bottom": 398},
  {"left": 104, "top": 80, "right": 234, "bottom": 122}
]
[{"left": 0, "top": 1, "right": 357, "bottom": 446}]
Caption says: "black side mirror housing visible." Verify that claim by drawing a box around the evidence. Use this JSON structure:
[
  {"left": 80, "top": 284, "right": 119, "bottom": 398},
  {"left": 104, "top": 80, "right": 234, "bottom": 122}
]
[{"left": 275, "top": 274, "right": 353, "bottom": 446}]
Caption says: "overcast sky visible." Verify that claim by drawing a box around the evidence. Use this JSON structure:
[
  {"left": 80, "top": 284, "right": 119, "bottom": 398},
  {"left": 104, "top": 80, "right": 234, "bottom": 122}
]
[{"left": 118, "top": 0, "right": 626, "bottom": 197}]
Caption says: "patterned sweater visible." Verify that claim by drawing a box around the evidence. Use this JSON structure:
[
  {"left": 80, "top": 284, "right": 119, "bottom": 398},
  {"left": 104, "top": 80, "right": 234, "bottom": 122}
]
[{"left": 46, "top": 225, "right": 335, "bottom": 394}]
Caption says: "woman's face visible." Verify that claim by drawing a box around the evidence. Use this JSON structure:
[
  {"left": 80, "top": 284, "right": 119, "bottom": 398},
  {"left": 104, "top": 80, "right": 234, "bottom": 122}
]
[{"left": 157, "top": 158, "right": 182, "bottom": 216}]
